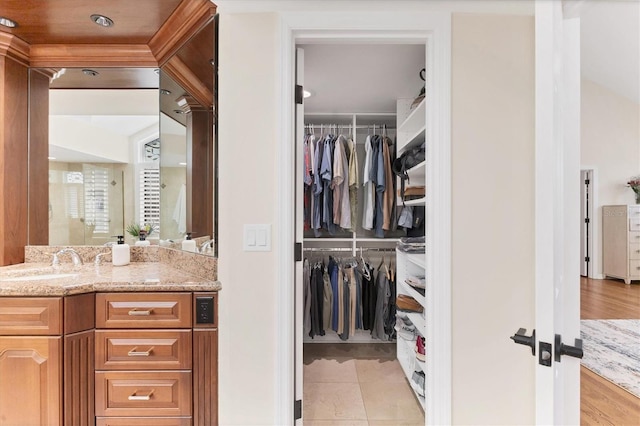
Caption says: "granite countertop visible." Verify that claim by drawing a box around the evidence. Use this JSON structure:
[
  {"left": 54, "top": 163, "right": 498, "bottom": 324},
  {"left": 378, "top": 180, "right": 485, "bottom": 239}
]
[{"left": 0, "top": 262, "right": 221, "bottom": 296}]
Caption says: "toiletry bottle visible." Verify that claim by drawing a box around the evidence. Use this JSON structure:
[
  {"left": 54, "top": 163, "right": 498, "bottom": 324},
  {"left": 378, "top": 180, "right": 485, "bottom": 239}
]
[
  {"left": 112, "top": 235, "right": 130, "bottom": 266},
  {"left": 182, "top": 232, "right": 196, "bottom": 253},
  {"left": 135, "top": 230, "right": 151, "bottom": 246}
]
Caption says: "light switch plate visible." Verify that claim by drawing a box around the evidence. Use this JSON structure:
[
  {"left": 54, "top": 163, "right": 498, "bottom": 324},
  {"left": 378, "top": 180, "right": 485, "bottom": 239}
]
[{"left": 243, "top": 224, "right": 271, "bottom": 251}]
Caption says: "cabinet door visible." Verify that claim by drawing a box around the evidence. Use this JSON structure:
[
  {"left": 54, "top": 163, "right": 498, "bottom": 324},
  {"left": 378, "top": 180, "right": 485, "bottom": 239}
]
[{"left": 0, "top": 336, "right": 62, "bottom": 426}]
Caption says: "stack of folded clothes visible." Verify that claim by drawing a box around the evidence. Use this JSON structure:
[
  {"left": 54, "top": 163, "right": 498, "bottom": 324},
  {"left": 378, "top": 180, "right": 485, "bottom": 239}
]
[{"left": 397, "top": 236, "right": 425, "bottom": 254}]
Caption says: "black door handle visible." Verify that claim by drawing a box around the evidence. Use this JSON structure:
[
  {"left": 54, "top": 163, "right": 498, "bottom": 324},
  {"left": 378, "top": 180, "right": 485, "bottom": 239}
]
[
  {"left": 554, "top": 334, "right": 584, "bottom": 362},
  {"left": 511, "top": 328, "right": 536, "bottom": 356}
]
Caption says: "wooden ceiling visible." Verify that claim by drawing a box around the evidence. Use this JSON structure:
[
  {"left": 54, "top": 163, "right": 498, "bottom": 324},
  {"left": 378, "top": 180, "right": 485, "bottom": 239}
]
[
  {"left": 0, "top": 0, "right": 182, "bottom": 45},
  {"left": 0, "top": 0, "right": 216, "bottom": 107}
]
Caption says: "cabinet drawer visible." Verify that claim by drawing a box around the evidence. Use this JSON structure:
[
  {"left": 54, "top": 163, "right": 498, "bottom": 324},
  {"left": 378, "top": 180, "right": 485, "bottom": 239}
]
[
  {"left": 630, "top": 218, "right": 640, "bottom": 232},
  {"left": 95, "top": 371, "right": 191, "bottom": 417},
  {"left": 96, "top": 417, "right": 191, "bottom": 426},
  {"left": 630, "top": 231, "right": 640, "bottom": 244},
  {"left": 630, "top": 260, "right": 640, "bottom": 277},
  {"left": 630, "top": 243, "right": 640, "bottom": 260},
  {"left": 96, "top": 293, "right": 192, "bottom": 329},
  {"left": 628, "top": 206, "right": 640, "bottom": 218},
  {"left": 96, "top": 330, "right": 192, "bottom": 370},
  {"left": 0, "top": 297, "right": 62, "bottom": 335}
]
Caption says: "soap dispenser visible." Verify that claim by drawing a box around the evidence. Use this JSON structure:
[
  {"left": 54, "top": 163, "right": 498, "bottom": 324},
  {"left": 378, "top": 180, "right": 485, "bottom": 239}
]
[
  {"left": 134, "top": 230, "right": 151, "bottom": 247},
  {"left": 182, "top": 232, "right": 196, "bottom": 253},
  {"left": 112, "top": 235, "right": 130, "bottom": 266}
]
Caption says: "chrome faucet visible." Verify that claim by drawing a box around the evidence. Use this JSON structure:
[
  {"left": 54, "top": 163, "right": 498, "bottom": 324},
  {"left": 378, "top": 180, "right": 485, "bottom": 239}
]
[
  {"left": 199, "top": 239, "right": 215, "bottom": 254},
  {"left": 94, "top": 252, "right": 108, "bottom": 266},
  {"left": 52, "top": 248, "right": 84, "bottom": 266}
]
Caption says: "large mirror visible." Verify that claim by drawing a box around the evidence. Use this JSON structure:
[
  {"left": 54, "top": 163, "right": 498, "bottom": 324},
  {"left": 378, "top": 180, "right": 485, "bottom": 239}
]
[{"left": 34, "top": 18, "right": 217, "bottom": 254}]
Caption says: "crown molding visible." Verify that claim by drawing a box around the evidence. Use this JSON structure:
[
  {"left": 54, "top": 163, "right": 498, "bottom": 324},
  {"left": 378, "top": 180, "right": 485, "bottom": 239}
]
[
  {"left": 163, "top": 55, "right": 213, "bottom": 108},
  {"left": 149, "top": 0, "right": 216, "bottom": 66},
  {"left": 0, "top": 33, "right": 30, "bottom": 67},
  {"left": 29, "top": 44, "right": 158, "bottom": 68}
]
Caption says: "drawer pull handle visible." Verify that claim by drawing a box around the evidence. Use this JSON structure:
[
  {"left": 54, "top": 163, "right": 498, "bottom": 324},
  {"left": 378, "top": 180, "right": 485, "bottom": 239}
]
[
  {"left": 128, "top": 347, "right": 153, "bottom": 357},
  {"left": 128, "top": 309, "right": 153, "bottom": 316},
  {"left": 128, "top": 390, "right": 154, "bottom": 401}
]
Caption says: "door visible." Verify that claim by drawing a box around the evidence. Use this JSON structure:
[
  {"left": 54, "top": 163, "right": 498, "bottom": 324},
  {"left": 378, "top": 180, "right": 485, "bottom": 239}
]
[
  {"left": 533, "top": 3, "right": 581, "bottom": 424},
  {"left": 293, "top": 46, "right": 305, "bottom": 425}
]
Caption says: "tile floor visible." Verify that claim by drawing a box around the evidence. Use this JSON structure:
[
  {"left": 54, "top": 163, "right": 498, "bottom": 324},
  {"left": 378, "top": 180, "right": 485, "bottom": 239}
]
[{"left": 303, "top": 343, "right": 425, "bottom": 425}]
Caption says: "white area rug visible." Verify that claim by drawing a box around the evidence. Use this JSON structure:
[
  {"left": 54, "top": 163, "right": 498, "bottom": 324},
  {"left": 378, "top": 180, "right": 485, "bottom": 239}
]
[{"left": 580, "top": 319, "right": 640, "bottom": 397}]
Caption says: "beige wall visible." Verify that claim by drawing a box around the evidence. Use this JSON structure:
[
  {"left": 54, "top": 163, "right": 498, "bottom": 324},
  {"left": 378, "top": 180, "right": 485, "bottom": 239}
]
[
  {"left": 217, "top": 12, "right": 280, "bottom": 425},
  {"left": 451, "top": 13, "right": 535, "bottom": 425},
  {"left": 581, "top": 78, "right": 640, "bottom": 277},
  {"left": 217, "top": 8, "right": 536, "bottom": 426}
]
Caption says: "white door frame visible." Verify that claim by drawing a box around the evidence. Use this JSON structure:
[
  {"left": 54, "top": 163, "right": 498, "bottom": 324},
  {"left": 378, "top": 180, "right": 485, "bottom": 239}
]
[
  {"left": 275, "top": 11, "right": 452, "bottom": 426},
  {"left": 535, "top": 3, "right": 581, "bottom": 424},
  {"left": 580, "top": 167, "right": 600, "bottom": 279}
]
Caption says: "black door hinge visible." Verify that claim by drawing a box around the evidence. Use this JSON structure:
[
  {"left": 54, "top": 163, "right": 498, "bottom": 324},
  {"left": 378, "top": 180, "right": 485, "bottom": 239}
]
[
  {"left": 294, "top": 399, "right": 302, "bottom": 420},
  {"left": 294, "top": 242, "right": 303, "bottom": 262},
  {"left": 295, "top": 85, "right": 304, "bottom": 105},
  {"left": 585, "top": 218, "right": 590, "bottom": 224},
  {"left": 584, "top": 179, "right": 590, "bottom": 185},
  {"left": 585, "top": 256, "right": 590, "bottom": 262}
]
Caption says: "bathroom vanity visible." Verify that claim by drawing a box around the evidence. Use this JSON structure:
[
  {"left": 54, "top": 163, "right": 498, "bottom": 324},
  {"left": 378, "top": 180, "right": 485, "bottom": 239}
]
[{"left": 0, "top": 248, "right": 219, "bottom": 426}]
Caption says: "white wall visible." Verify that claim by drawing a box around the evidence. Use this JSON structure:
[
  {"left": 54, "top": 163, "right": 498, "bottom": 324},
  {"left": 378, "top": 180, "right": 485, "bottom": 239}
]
[
  {"left": 451, "top": 13, "right": 535, "bottom": 425},
  {"left": 581, "top": 78, "right": 640, "bottom": 277},
  {"left": 217, "top": 4, "right": 537, "bottom": 426}
]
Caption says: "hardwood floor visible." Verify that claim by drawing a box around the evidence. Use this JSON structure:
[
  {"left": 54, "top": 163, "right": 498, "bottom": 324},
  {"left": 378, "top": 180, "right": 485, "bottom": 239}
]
[
  {"left": 580, "top": 276, "right": 640, "bottom": 425},
  {"left": 581, "top": 276, "right": 640, "bottom": 319}
]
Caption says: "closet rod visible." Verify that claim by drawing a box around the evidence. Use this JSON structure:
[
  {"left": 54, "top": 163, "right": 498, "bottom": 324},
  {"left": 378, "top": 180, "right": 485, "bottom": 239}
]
[
  {"left": 303, "top": 247, "right": 396, "bottom": 252},
  {"left": 305, "top": 124, "right": 396, "bottom": 130}
]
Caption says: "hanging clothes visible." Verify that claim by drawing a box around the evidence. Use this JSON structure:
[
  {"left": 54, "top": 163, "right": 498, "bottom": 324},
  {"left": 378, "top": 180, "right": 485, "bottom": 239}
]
[
  {"left": 347, "top": 138, "right": 359, "bottom": 232},
  {"left": 312, "top": 137, "right": 324, "bottom": 236},
  {"left": 362, "top": 135, "right": 375, "bottom": 230},
  {"left": 381, "top": 136, "right": 395, "bottom": 231},
  {"left": 332, "top": 135, "right": 351, "bottom": 230}
]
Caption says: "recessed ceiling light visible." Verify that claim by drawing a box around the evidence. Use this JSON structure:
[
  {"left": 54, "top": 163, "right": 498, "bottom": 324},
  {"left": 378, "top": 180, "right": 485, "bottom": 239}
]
[
  {"left": 0, "top": 17, "right": 18, "bottom": 28},
  {"left": 82, "top": 69, "right": 99, "bottom": 77},
  {"left": 90, "top": 14, "right": 114, "bottom": 28},
  {"left": 179, "top": 162, "right": 187, "bottom": 166},
  {"left": 303, "top": 90, "right": 312, "bottom": 98},
  {"left": 160, "top": 89, "right": 172, "bottom": 95}
]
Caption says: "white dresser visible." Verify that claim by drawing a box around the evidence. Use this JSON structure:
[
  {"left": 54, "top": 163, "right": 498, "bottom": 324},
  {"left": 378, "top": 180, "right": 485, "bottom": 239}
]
[{"left": 602, "top": 205, "right": 640, "bottom": 284}]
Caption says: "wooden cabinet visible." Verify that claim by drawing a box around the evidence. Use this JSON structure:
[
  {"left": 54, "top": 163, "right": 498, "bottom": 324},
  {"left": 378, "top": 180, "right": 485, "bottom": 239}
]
[
  {"left": 0, "top": 290, "right": 218, "bottom": 425},
  {"left": 603, "top": 205, "right": 640, "bottom": 284},
  {"left": 0, "top": 294, "right": 94, "bottom": 426},
  {"left": 96, "top": 292, "right": 218, "bottom": 425}
]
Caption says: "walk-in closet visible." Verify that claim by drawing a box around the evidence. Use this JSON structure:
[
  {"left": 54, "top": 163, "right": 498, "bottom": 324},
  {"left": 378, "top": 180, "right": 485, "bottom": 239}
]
[{"left": 297, "top": 43, "right": 428, "bottom": 424}]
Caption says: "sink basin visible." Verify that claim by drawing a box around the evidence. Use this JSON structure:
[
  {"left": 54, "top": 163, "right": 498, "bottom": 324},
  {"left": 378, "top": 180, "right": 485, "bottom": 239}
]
[{"left": 0, "top": 273, "right": 78, "bottom": 282}]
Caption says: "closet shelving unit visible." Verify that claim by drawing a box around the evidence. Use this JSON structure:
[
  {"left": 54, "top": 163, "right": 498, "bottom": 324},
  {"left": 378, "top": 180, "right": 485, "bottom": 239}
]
[
  {"left": 303, "top": 112, "right": 402, "bottom": 343},
  {"left": 395, "top": 97, "right": 427, "bottom": 408}
]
